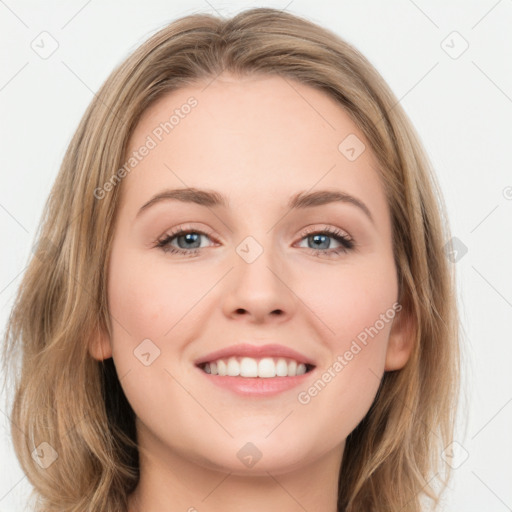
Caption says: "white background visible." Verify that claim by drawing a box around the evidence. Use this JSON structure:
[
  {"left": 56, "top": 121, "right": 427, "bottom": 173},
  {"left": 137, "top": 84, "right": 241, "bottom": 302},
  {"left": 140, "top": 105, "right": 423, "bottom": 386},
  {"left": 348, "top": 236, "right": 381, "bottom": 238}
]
[{"left": 1, "top": 1, "right": 511, "bottom": 510}]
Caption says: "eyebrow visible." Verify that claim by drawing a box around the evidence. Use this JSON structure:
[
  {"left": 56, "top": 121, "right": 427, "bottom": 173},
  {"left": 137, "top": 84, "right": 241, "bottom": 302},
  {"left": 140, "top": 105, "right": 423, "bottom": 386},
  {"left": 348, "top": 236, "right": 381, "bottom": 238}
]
[{"left": 136, "top": 187, "right": 374, "bottom": 224}]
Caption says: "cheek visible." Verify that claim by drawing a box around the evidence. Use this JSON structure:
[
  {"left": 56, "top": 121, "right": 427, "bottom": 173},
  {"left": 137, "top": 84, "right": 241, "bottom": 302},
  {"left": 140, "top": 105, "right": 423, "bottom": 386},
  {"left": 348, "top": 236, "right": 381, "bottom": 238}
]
[
  {"left": 105, "top": 249, "right": 198, "bottom": 419},
  {"left": 295, "top": 273, "right": 397, "bottom": 440},
  {"left": 304, "top": 259, "right": 398, "bottom": 352},
  {"left": 294, "top": 259, "right": 398, "bottom": 430},
  {"left": 107, "top": 247, "right": 195, "bottom": 341}
]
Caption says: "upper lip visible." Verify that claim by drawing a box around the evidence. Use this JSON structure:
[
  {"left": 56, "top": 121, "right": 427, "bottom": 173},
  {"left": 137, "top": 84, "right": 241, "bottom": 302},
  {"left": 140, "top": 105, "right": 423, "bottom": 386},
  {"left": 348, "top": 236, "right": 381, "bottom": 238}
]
[{"left": 194, "top": 343, "right": 316, "bottom": 367}]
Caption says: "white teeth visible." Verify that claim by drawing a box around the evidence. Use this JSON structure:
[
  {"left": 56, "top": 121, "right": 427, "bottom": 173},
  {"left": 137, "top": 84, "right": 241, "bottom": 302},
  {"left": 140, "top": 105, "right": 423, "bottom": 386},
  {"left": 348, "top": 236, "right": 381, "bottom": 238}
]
[
  {"left": 202, "top": 356, "right": 310, "bottom": 378},
  {"left": 227, "top": 357, "right": 240, "bottom": 376},
  {"left": 217, "top": 359, "right": 227, "bottom": 376},
  {"left": 258, "top": 358, "right": 276, "bottom": 378},
  {"left": 275, "top": 358, "right": 288, "bottom": 376},
  {"left": 240, "top": 357, "right": 258, "bottom": 377}
]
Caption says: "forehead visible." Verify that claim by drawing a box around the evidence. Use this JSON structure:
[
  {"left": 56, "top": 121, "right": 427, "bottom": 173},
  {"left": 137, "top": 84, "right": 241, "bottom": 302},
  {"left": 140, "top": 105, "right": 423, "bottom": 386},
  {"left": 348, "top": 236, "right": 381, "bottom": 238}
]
[{"left": 121, "top": 73, "right": 388, "bottom": 222}]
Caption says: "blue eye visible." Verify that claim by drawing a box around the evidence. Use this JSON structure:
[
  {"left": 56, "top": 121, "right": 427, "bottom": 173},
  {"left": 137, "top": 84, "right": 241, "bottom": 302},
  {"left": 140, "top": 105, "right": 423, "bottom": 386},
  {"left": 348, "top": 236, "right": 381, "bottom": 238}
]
[
  {"left": 155, "top": 225, "right": 354, "bottom": 258},
  {"left": 156, "top": 228, "right": 212, "bottom": 257},
  {"left": 298, "top": 227, "right": 354, "bottom": 257}
]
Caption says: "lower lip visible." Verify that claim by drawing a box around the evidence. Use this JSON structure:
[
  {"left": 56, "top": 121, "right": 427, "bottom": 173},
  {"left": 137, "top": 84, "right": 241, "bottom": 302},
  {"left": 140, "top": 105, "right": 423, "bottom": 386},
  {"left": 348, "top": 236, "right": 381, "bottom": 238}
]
[{"left": 196, "top": 366, "right": 315, "bottom": 397}]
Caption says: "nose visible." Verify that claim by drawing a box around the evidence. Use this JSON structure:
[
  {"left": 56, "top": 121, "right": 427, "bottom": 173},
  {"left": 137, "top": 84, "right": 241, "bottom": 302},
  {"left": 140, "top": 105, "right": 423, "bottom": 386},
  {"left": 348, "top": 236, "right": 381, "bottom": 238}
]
[{"left": 221, "top": 242, "right": 297, "bottom": 324}]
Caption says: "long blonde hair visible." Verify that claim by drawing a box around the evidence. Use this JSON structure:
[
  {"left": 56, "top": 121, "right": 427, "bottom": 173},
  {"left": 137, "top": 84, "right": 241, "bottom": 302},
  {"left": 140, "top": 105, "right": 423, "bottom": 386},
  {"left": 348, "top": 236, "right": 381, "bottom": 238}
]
[{"left": 1, "top": 7, "right": 460, "bottom": 511}]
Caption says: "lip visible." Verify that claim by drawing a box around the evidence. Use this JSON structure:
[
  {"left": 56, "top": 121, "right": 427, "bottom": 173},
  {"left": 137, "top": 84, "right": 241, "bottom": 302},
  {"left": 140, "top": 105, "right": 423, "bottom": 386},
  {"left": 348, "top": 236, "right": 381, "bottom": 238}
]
[
  {"left": 194, "top": 365, "right": 316, "bottom": 397},
  {"left": 193, "top": 343, "right": 317, "bottom": 397},
  {"left": 193, "top": 343, "right": 316, "bottom": 367}
]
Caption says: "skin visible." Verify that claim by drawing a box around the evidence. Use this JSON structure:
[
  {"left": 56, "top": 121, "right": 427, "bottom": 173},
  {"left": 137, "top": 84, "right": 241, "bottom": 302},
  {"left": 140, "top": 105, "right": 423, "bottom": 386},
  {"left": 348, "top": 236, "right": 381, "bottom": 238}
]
[{"left": 90, "top": 72, "right": 414, "bottom": 512}]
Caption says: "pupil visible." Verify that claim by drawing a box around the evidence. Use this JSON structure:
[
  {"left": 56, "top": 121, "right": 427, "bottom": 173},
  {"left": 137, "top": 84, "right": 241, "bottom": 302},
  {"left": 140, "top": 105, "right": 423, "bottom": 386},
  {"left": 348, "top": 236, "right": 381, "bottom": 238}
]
[
  {"left": 311, "top": 234, "right": 329, "bottom": 249},
  {"left": 179, "top": 233, "right": 200, "bottom": 249}
]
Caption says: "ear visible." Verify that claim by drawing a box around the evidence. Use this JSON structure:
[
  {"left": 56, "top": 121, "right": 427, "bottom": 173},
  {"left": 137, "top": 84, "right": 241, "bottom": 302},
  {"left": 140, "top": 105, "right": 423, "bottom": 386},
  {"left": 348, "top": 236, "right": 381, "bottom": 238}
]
[
  {"left": 88, "top": 322, "right": 113, "bottom": 361},
  {"left": 384, "top": 304, "right": 415, "bottom": 371}
]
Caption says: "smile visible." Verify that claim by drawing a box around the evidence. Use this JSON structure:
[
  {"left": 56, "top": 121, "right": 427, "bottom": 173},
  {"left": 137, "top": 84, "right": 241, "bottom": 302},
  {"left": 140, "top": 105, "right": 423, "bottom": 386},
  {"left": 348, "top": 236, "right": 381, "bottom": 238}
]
[{"left": 199, "top": 356, "right": 314, "bottom": 378}]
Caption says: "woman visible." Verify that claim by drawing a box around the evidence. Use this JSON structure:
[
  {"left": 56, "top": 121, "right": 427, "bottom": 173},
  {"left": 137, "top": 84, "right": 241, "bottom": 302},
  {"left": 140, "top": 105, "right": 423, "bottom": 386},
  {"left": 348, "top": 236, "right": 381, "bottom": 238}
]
[{"left": 2, "top": 7, "right": 460, "bottom": 512}]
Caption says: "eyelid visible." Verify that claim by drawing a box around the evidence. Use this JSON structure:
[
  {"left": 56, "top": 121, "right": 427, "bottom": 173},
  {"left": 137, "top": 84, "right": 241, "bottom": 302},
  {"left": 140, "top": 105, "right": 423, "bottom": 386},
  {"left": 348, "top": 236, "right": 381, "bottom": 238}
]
[
  {"left": 155, "top": 222, "right": 355, "bottom": 258},
  {"left": 156, "top": 222, "right": 215, "bottom": 239},
  {"left": 299, "top": 224, "right": 351, "bottom": 239},
  {"left": 155, "top": 223, "right": 352, "bottom": 244},
  {"left": 295, "top": 224, "right": 356, "bottom": 254}
]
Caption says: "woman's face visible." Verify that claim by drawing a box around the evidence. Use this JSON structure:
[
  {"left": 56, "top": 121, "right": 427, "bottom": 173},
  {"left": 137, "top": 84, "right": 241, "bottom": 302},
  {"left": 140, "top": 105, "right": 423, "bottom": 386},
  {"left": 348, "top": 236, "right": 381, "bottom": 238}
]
[{"left": 91, "top": 73, "right": 412, "bottom": 475}]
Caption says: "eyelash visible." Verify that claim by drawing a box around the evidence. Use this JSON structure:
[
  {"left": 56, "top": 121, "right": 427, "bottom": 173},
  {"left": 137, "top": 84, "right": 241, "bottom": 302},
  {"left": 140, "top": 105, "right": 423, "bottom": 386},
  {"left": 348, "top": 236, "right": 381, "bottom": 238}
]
[{"left": 155, "top": 225, "right": 355, "bottom": 259}]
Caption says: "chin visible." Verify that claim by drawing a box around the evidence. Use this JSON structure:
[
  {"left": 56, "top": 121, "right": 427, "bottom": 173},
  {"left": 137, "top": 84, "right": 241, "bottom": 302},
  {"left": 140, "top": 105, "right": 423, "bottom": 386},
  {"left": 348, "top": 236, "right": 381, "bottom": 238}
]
[{"left": 193, "top": 439, "right": 313, "bottom": 476}]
